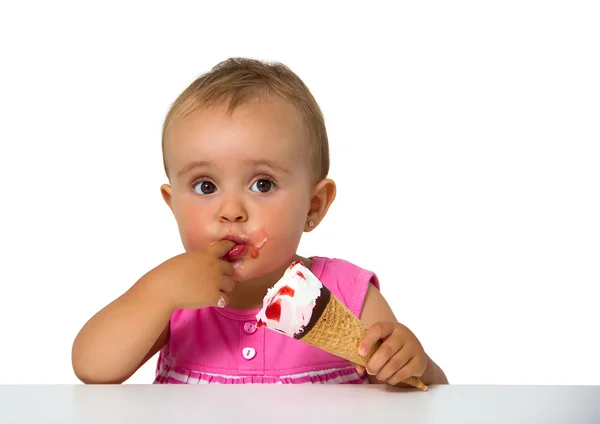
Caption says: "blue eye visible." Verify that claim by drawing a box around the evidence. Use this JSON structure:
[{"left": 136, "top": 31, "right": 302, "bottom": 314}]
[
  {"left": 194, "top": 181, "right": 217, "bottom": 195},
  {"left": 250, "top": 179, "right": 275, "bottom": 193}
]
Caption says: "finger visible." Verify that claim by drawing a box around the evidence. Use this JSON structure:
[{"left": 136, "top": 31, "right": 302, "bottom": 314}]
[
  {"left": 219, "top": 276, "right": 236, "bottom": 293},
  {"left": 385, "top": 357, "right": 420, "bottom": 386},
  {"left": 355, "top": 365, "right": 366, "bottom": 375},
  {"left": 220, "top": 260, "right": 234, "bottom": 276},
  {"left": 209, "top": 240, "right": 237, "bottom": 257},
  {"left": 375, "top": 346, "right": 412, "bottom": 383},
  {"left": 359, "top": 321, "right": 396, "bottom": 356},
  {"left": 365, "top": 334, "right": 404, "bottom": 377}
]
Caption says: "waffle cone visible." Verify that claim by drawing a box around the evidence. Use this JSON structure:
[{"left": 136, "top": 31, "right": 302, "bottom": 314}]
[{"left": 299, "top": 293, "right": 427, "bottom": 391}]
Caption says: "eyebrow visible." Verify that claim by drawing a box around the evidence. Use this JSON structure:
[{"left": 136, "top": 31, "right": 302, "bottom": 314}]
[
  {"left": 177, "top": 161, "right": 212, "bottom": 179},
  {"left": 249, "top": 159, "right": 291, "bottom": 175},
  {"left": 177, "top": 159, "right": 290, "bottom": 179}
]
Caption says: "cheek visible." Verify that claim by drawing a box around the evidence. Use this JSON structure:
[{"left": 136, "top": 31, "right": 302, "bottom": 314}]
[
  {"left": 255, "top": 196, "right": 307, "bottom": 247},
  {"left": 172, "top": 197, "right": 214, "bottom": 250},
  {"left": 257, "top": 193, "right": 307, "bottom": 225}
]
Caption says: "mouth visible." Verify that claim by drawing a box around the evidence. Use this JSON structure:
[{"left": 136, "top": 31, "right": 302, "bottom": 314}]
[{"left": 221, "top": 235, "right": 249, "bottom": 261}]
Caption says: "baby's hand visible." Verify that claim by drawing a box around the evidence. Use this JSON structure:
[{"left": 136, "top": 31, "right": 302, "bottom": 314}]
[
  {"left": 356, "top": 321, "right": 427, "bottom": 386},
  {"left": 159, "top": 240, "right": 237, "bottom": 310}
]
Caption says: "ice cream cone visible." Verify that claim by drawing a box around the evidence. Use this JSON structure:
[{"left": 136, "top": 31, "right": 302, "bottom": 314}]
[
  {"left": 295, "top": 286, "right": 428, "bottom": 391},
  {"left": 256, "top": 260, "right": 428, "bottom": 391}
]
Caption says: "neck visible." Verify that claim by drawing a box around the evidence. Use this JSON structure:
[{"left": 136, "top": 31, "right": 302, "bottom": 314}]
[{"left": 226, "top": 254, "right": 312, "bottom": 310}]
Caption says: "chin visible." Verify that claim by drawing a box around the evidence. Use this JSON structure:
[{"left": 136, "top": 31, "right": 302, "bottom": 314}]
[
  {"left": 231, "top": 256, "right": 288, "bottom": 282},
  {"left": 229, "top": 261, "right": 258, "bottom": 281}
]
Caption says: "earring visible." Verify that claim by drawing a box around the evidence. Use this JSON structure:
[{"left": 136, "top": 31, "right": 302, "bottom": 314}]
[{"left": 308, "top": 221, "right": 314, "bottom": 227}]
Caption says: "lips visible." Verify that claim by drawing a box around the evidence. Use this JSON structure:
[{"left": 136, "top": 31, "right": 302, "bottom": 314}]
[
  {"left": 221, "top": 235, "right": 249, "bottom": 261},
  {"left": 222, "top": 243, "right": 248, "bottom": 261}
]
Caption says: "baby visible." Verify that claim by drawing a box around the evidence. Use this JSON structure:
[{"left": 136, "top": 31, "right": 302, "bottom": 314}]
[{"left": 71, "top": 58, "right": 448, "bottom": 386}]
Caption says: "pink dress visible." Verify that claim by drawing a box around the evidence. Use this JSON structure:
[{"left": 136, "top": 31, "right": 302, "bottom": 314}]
[{"left": 154, "top": 256, "right": 380, "bottom": 384}]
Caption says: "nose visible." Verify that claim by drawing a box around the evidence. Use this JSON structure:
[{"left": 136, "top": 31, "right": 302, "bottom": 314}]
[{"left": 219, "top": 198, "right": 248, "bottom": 223}]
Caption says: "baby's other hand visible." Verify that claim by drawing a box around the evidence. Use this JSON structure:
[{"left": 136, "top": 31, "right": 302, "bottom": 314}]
[{"left": 355, "top": 321, "right": 427, "bottom": 386}]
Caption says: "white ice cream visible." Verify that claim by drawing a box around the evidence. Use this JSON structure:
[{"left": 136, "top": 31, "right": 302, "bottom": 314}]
[{"left": 255, "top": 260, "right": 323, "bottom": 337}]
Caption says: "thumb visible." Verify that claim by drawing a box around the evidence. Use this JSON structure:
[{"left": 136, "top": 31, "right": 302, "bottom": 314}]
[{"left": 209, "top": 240, "right": 237, "bottom": 257}]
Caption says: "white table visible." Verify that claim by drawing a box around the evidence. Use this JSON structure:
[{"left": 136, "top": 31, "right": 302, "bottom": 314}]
[{"left": 2, "top": 384, "right": 599, "bottom": 423}]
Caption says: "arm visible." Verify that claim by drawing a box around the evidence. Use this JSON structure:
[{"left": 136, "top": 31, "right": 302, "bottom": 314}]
[
  {"left": 359, "top": 283, "right": 449, "bottom": 386},
  {"left": 71, "top": 268, "right": 172, "bottom": 384},
  {"left": 72, "top": 241, "right": 237, "bottom": 384}
]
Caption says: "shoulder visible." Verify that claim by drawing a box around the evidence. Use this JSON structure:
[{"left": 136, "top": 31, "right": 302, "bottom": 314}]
[
  {"left": 310, "top": 256, "right": 380, "bottom": 290},
  {"left": 310, "top": 256, "right": 380, "bottom": 318}
]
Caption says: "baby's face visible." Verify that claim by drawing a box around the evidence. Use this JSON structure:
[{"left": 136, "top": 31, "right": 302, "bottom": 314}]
[{"left": 162, "top": 95, "right": 314, "bottom": 281}]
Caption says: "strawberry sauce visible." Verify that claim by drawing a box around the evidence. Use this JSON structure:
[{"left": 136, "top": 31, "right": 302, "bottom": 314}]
[
  {"left": 288, "top": 260, "right": 304, "bottom": 269},
  {"left": 276, "top": 285, "right": 295, "bottom": 297},
  {"left": 265, "top": 300, "right": 282, "bottom": 321}
]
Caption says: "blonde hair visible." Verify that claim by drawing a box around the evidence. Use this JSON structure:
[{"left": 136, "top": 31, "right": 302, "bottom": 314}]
[{"left": 162, "top": 57, "right": 329, "bottom": 181}]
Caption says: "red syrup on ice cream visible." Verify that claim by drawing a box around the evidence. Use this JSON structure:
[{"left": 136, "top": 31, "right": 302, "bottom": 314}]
[
  {"left": 257, "top": 261, "right": 304, "bottom": 327},
  {"left": 288, "top": 260, "right": 303, "bottom": 269},
  {"left": 276, "top": 285, "right": 295, "bottom": 297},
  {"left": 265, "top": 300, "right": 282, "bottom": 321}
]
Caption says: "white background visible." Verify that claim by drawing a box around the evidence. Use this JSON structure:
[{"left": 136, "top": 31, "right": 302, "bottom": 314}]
[{"left": 1, "top": 1, "right": 598, "bottom": 385}]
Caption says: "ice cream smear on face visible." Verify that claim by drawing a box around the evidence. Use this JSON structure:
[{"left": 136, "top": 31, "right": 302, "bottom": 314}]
[
  {"left": 222, "top": 231, "right": 268, "bottom": 261},
  {"left": 255, "top": 260, "right": 323, "bottom": 337}
]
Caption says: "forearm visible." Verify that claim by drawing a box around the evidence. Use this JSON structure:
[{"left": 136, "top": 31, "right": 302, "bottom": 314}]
[{"left": 71, "top": 269, "right": 172, "bottom": 384}]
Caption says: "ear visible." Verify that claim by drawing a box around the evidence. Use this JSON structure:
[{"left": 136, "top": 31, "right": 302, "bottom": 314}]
[
  {"left": 305, "top": 178, "right": 336, "bottom": 232},
  {"left": 160, "top": 184, "right": 175, "bottom": 214}
]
